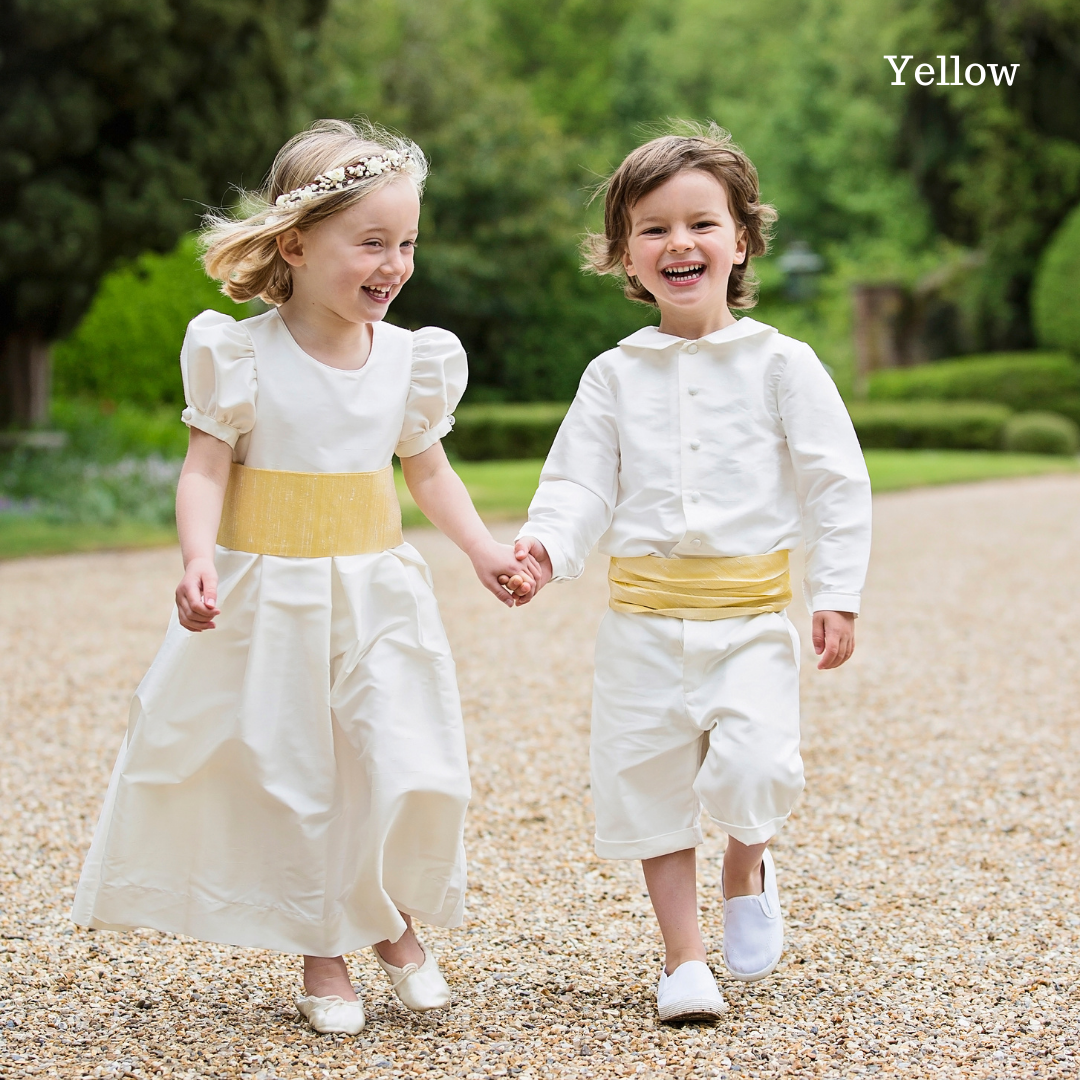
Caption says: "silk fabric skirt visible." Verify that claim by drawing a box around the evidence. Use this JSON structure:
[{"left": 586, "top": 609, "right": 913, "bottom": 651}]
[{"left": 72, "top": 544, "right": 470, "bottom": 956}]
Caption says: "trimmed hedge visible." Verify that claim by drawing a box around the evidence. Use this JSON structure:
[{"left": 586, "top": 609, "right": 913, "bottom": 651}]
[
  {"left": 446, "top": 400, "right": 1026, "bottom": 459},
  {"left": 1002, "top": 412, "right": 1080, "bottom": 456},
  {"left": 445, "top": 403, "right": 569, "bottom": 461},
  {"left": 868, "top": 352, "right": 1080, "bottom": 426},
  {"left": 846, "top": 401, "right": 1012, "bottom": 450},
  {"left": 1033, "top": 203, "right": 1080, "bottom": 356}
]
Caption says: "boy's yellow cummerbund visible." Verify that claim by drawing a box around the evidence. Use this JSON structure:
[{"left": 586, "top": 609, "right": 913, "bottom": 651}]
[
  {"left": 216, "top": 464, "right": 403, "bottom": 558},
  {"left": 608, "top": 550, "right": 792, "bottom": 620}
]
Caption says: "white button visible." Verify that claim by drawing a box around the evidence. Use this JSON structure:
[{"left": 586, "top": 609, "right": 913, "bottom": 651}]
[
  {"left": 691, "top": 538, "right": 702, "bottom": 547},
  {"left": 686, "top": 342, "right": 699, "bottom": 354},
  {"left": 690, "top": 491, "right": 700, "bottom": 503},
  {"left": 690, "top": 439, "right": 701, "bottom": 450},
  {"left": 688, "top": 386, "right": 699, "bottom": 396}
]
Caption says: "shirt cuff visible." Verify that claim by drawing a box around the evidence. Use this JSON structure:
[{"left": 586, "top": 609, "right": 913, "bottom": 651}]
[
  {"left": 515, "top": 527, "right": 581, "bottom": 582},
  {"left": 396, "top": 415, "right": 454, "bottom": 459},
  {"left": 810, "top": 591, "right": 861, "bottom": 615},
  {"left": 181, "top": 407, "right": 240, "bottom": 449}
]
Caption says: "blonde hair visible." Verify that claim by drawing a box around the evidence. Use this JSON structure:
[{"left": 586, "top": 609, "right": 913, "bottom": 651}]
[
  {"left": 201, "top": 119, "right": 428, "bottom": 306},
  {"left": 583, "top": 121, "right": 777, "bottom": 310}
]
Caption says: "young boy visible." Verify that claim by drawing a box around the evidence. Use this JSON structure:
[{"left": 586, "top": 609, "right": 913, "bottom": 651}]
[{"left": 509, "top": 125, "right": 871, "bottom": 1020}]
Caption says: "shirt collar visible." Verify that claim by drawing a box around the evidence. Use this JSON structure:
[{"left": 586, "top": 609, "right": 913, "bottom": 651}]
[{"left": 618, "top": 316, "right": 774, "bottom": 351}]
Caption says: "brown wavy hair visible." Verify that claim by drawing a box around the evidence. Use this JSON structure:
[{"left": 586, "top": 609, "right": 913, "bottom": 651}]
[
  {"left": 582, "top": 122, "right": 777, "bottom": 309},
  {"left": 200, "top": 119, "right": 428, "bottom": 306}
]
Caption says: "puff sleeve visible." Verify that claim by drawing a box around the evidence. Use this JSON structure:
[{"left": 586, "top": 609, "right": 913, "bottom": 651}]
[
  {"left": 179, "top": 311, "right": 257, "bottom": 449},
  {"left": 396, "top": 326, "right": 468, "bottom": 458}
]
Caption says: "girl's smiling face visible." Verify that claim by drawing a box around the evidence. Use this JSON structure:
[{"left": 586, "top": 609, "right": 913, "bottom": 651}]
[
  {"left": 278, "top": 175, "right": 420, "bottom": 325},
  {"left": 622, "top": 168, "right": 748, "bottom": 338}
]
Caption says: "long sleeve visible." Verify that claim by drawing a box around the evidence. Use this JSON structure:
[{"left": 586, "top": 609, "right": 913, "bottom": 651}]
[
  {"left": 776, "top": 344, "right": 872, "bottom": 613},
  {"left": 519, "top": 360, "right": 620, "bottom": 581}
]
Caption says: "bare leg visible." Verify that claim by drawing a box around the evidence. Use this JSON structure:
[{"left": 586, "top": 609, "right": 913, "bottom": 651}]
[
  {"left": 373, "top": 912, "right": 425, "bottom": 968},
  {"left": 302, "top": 954, "right": 357, "bottom": 1000},
  {"left": 723, "top": 838, "right": 768, "bottom": 898},
  {"left": 641, "top": 848, "right": 707, "bottom": 975}
]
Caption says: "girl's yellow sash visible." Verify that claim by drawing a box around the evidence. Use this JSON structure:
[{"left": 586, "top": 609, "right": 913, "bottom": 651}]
[
  {"left": 608, "top": 550, "right": 791, "bottom": 620},
  {"left": 216, "top": 464, "right": 403, "bottom": 558}
]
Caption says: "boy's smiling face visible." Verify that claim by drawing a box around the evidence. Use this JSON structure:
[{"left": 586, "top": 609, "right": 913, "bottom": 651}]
[{"left": 622, "top": 168, "right": 748, "bottom": 339}]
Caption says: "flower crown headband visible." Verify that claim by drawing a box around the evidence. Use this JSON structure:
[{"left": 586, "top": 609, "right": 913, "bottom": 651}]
[{"left": 273, "top": 149, "right": 415, "bottom": 211}]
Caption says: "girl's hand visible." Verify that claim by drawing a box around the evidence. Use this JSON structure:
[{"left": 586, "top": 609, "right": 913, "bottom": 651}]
[
  {"left": 470, "top": 539, "right": 534, "bottom": 608},
  {"left": 813, "top": 610, "right": 855, "bottom": 669},
  {"left": 176, "top": 556, "right": 221, "bottom": 631}
]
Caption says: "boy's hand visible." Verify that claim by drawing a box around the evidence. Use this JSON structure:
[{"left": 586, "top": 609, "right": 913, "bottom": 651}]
[
  {"left": 176, "top": 556, "right": 221, "bottom": 631},
  {"left": 813, "top": 610, "right": 855, "bottom": 669},
  {"left": 499, "top": 537, "right": 553, "bottom": 606},
  {"left": 471, "top": 540, "right": 534, "bottom": 608}
]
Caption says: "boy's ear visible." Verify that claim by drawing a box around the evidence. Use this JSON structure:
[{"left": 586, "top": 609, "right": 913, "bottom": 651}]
[
  {"left": 733, "top": 226, "right": 748, "bottom": 265},
  {"left": 277, "top": 228, "right": 306, "bottom": 267}
]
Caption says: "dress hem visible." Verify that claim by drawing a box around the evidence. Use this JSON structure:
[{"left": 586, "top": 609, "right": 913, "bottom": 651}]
[{"left": 73, "top": 881, "right": 464, "bottom": 956}]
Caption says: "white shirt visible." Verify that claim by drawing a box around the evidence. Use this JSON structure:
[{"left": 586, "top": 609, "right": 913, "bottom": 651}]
[{"left": 519, "top": 317, "right": 872, "bottom": 613}]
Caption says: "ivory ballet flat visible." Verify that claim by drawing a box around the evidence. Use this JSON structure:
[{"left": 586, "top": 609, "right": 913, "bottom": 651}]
[
  {"left": 295, "top": 992, "right": 366, "bottom": 1035},
  {"left": 373, "top": 942, "right": 451, "bottom": 1012}
]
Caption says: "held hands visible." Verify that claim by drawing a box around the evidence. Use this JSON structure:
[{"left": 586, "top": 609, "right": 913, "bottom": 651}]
[
  {"left": 471, "top": 538, "right": 538, "bottom": 608},
  {"left": 497, "top": 537, "right": 553, "bottom": 606},
  {"left": 813, "top": 610, "right": 855, "bottom": 670},
  {"left": 176, "top": 557, "right": 221, "bottom": 631}
]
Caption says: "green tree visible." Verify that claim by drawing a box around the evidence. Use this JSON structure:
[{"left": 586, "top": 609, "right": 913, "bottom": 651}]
[
  {"left": 489, "top": 0, "right": 642, "bottom": 142},
  {"left": 0, "top": 0, "right": 329, "bottom": 428},
  {"left": 896, "top": 0, "right": 1080, "bottom": 349}
]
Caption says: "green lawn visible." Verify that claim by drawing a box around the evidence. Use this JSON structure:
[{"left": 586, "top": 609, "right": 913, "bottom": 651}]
[
  {"left": 3, "top": 450, "right": 1078, "bottom": 559},
  {"left": 863, "top": 449, "right": 1080, "bottom": 492},
  {"left": 0, "top": 518, "right": 178, "bottom": 561}
]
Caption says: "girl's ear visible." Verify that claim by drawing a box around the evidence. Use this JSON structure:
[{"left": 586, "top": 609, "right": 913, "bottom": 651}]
[
  {"left": 622, "top": 247, "right": 637, "bottom": 280},
  {"left": 277, "top": 228, "right": 306, "bottom": 268}
]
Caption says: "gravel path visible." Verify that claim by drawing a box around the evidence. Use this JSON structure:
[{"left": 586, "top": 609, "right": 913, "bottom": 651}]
[{"left": 2, "top": 475, "right": 1080, "bottom": 1078}]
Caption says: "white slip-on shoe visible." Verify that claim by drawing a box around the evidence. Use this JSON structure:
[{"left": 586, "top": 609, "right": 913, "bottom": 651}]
[
  {"left": 295, "top": 993, "right": 366, "bottom": 1035},
  {"left": 723, "top": 847, "right": 783, "bottom": 982},
  {"left": 656, "top": 960, "right": 726, "bottom": 1022},
  {"left": 373, "top": 941, "right": 452, "bottom": 1012}
]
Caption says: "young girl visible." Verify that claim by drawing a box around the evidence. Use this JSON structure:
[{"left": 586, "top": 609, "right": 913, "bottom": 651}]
[
  {"left": 510, "top": 125, "right": 872, "bottom": 1020},
  {"left": 72, "top": 119, "right": 532, "bottom": 1035}
]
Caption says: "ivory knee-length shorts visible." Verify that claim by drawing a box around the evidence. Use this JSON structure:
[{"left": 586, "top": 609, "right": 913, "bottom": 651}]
[{"left": 590, "top": 608, "right": 805, "bottom": 859}]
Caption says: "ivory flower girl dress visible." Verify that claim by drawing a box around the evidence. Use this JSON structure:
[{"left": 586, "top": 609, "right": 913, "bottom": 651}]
[{"left": 73, "top": 308, "right": 472, "bottom": 958}]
